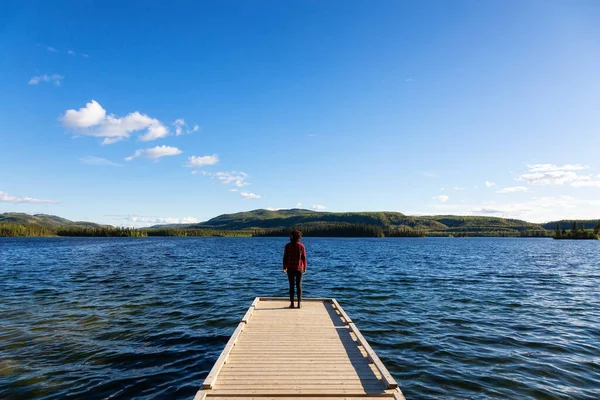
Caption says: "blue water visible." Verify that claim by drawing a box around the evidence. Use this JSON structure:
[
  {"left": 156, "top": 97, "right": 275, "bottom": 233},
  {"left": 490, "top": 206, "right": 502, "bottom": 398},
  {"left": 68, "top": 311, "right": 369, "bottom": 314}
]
[{"left": 1, "top": 237, "right": 599, "bottom": 399}]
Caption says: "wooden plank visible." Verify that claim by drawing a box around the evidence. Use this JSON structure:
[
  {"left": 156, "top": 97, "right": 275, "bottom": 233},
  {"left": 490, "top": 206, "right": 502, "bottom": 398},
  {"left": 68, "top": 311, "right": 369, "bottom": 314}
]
[
  {"left": 197, "top": 298, "right": 402, "bottom": 399},
  {"left": 240, "top": 305, "right": 255, "bottom": 323},
  {"left": 347, "top": 323, "right": 397, "bottom": 390},
  {"left": 393, "top": 389, "right": 407, "bottom": 400},
  {"left": 192, "top": 390, "right": 207, "bottom": 400},
  {"left": 331, "top": 298, "right": 353, "bottom": 324},
  {"left": 257, "top": 297, "right": 333, "bottom": 302},
  {"left": 206, "top": 389, "right": 394, "bottom": 396},
  {"left": 202, "top": 322, "right": 246, "bottom": 390},
  {"left": 206, "top": 397, "right": 395, "bottom": 400}
]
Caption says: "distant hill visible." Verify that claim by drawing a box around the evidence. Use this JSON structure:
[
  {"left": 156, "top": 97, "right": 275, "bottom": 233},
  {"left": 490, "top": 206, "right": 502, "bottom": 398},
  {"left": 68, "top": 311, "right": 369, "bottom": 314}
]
[
  {"left": 151, "top": 208, "right": 547, "bottom": 236},
  {"left": 4, "top": 210, "right": 597, "bottom": 238},
  {"left": 0, "top": 213, "right": 104, "bottom": 228}
]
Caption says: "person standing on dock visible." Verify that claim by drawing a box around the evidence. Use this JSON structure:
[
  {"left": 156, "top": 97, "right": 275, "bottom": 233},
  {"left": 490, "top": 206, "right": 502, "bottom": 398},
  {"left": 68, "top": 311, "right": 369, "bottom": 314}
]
[{"left": 282, "top": 229, "right": 307, "bottom": 309}]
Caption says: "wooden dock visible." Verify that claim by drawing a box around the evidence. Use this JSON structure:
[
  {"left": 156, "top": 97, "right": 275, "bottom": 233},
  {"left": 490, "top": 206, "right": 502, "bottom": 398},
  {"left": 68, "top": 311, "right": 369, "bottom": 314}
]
[{"left": 194, "top": 297, "right": 406, "bottom": 400}]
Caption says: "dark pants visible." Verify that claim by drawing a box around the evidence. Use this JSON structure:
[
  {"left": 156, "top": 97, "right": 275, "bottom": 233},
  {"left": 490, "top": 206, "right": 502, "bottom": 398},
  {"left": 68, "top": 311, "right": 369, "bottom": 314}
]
[{"left": 287, "top": 270, "right": 303, "bottom": 303}]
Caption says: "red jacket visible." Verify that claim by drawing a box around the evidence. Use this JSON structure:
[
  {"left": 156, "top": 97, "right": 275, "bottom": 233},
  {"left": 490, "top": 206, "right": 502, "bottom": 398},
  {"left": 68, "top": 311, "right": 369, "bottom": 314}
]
[{"left": 283, "top": 241, "right": 307, "bottom": 272}]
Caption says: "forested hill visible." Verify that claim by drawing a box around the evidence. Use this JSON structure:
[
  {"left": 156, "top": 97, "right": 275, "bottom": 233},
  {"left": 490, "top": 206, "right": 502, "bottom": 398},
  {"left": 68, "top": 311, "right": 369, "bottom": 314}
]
[
  {"left": 3, "top": 210, "right": 598, "bottom": 238},
  {"left": 0, "top": 213, "right": 104, "bottom": 228},
  {"left": 0, "top": 213, "right": 145, "bottom": 237},
  {"left": 175, "top": 209, "right": 546, "bottom": 236},
  {"left": 194, "top": 209, "right": 447, "bottom": 230}
]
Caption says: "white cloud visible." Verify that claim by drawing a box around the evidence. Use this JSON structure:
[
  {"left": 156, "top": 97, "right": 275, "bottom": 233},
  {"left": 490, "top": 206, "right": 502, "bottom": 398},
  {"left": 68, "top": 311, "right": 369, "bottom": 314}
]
[
  {"left": 47, "top": 46, "right": 58, "bottom": 53},
  {"left": 61, "top": 100, "right": 106, "bottom": 128},
  {"left": 467, "top": 196, "right": 580, "bottom": 221},
  {"left": 174, "top": 119, "right": 185, "bottom": 135},
  {"left": 203, "top": 171, "right": 250, "bottom": 187},
  {"left": 433, "top": 195, "right": 449, "bottom": 202},
  {"left": 240, "top": 192, "right": 261, "bottom": 199},
  {"left": 191, "top": 170, "right": 198, "bottom": 175},
  {"left": 526, "top": 164, "right": 588, "bottom": 172},
  {"left": 485, "top": 181, "right": 496, "bottom": 188},
  {"left": 450, "top": 186, "right": 465, "bottom": 191},
  {"left": 571, "top": 178, "right": 600, "bottom": 187},
  {"left": 68, "top": 50, "right": 76, "bottom": 56},
  {"left": 60, "top": 100, "right": 170, "bottom": 144},
  {"left": 125, "top": 145, "right": 182, "bottom": 161},
  {"left": 413, "top": 195, "right": 599, "bottom": 222},
  {"left": 0, "top": 191, "right": 58, "bottom": 204},
  {"left": 229, "top": 189, "right": 238, "bottom": 192},
  {"left": 517, "top": 164, "right": 599, "bottom": 187},
  {"left": 185, "top": 155, "right": 219, "bottom": 167},
  {"left": 496, "top": 186, "right": 529, "bottom": 193},
  {"left": 173, "top": 119, "right": 198, "bottom": 135},
  {"left": 312, "top": 204, "right": 327, "bottom": 210},
  {"left": 519, "top": 170, "right": 578, "bottom": 185},
  {"left": 29, "top": 74, "right": 64, "bottom": 86},
  {"left": 296, "top": 202, "right": 302, "bottom": 208},
  {"left": 77, "top": 156, "right": 123, "bottom": 167},
  {"left": 122, "top": 215, "right": 199, "bottom": 228}
]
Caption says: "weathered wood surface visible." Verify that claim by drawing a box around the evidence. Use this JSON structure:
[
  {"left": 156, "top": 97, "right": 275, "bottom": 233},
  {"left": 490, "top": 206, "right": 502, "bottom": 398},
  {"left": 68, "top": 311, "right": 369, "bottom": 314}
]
[{"left": 194, "top": 297, "right": 405, "bottom": 399}]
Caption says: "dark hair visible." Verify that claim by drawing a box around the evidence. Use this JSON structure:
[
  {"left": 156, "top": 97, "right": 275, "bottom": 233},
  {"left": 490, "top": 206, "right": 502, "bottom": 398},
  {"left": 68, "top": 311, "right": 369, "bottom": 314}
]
[{"left": 290, "top": 229, "right": 302, "bottom": 242}]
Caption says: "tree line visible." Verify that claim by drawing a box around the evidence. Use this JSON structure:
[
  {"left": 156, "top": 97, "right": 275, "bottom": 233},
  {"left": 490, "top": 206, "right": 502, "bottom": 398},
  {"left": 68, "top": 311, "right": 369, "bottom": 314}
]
[
  {"left": 554, "top": 221, "right": 600, "bottom": 240},
  {"left": 0, "top": 224, "right": 147, "bottom": 237}
]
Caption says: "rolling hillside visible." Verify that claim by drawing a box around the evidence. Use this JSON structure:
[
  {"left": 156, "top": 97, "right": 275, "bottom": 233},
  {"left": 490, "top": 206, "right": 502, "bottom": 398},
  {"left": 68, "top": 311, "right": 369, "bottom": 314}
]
[
  {"left": 3, "top": 209, "right": 597, "bottom": 237},
  {"left": 0, "top": 213, "right": 104, "bottom": 228},
  {"left": 158, "top": 209, "right": 550, "bottom": 236}
]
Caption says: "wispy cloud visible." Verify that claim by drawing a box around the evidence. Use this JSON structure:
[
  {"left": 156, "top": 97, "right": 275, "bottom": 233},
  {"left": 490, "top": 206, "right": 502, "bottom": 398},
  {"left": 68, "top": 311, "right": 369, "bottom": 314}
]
[
  {"left": 120, "top": 215, "right": 199, "bottom": 228},
  {"left": 467, "top": 196, "right": 578, "bottom": 220},
  {"left": 296, "top": 202, "right": 303, "bottom": 208},
  {"left": 312, "top": 204, "right": 327, "bottom": 210},
  {"left": 240, "top": 192, "right": 261, "bottom": 199},
  {"left": 185, "top": 155, "right": 219, "bottom": 167},
  {"left": 60, "top": 100, "right": 170, "bottom": 144},
  {"left": 44, "top": 45, "right": 88, "bottom": 57},
  {"left": 485, "top": 181, "right": 496, "bottom": 188},
  {"left": 571, "top": 177, "right": 600, "bottom": 187},
  {"left": 433, "top": 195, "right": 449, "bottom": 202},
  {"left": 173, "top": 119, "right": 199, "bottom": 136},
  {"left": 202, "top": 171, "right": 250, "bottom": 187},
  {"left": 496, "top": 186, "right": 529, "bottom": 193},
  {"left": 77, "top": 156, "right": 123, "bottom": 167},
  {"left": 526, "top": 164, "right": 588, "bottom": 172},
  {"left": 0, "top": 190, "right": 58, "bottom": 204},
  {"left": 125, "top": 145, "right": 182, "bottom": 161},
  {"left": 518, "top": 164, "right": 599, "bottom": 187},
  {"left": 29, "top": 74, "right": 64, "bottom": 86}
]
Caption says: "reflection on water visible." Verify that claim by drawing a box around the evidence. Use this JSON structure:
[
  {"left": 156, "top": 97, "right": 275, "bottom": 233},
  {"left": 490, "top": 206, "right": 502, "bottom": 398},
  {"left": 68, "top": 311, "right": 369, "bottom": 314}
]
[{"left": 1, "top": 237, "right": 599, "bottom": 399}]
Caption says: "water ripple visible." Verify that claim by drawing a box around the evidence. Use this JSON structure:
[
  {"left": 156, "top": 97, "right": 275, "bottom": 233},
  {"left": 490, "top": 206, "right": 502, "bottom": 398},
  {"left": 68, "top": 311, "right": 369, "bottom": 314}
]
[{"left": 1, "top": 237, "right": 600, "bottom": 399}]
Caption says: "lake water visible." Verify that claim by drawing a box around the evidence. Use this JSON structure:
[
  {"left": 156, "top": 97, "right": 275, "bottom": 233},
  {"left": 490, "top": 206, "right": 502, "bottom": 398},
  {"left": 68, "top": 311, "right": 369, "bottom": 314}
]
[{"left": 1, "top": 237, "right": 599, "bottom": 399}]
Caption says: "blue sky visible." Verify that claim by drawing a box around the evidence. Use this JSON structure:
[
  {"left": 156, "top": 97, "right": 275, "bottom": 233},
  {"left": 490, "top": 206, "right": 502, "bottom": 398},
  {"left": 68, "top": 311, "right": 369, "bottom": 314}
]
[{"left": 1, "top": 1, "right": 599, "bottom": 226}]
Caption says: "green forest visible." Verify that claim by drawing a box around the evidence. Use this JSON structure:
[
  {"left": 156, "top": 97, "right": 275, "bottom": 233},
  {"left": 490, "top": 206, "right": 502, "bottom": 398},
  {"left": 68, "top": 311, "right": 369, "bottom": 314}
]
[
  {"left": 1, "top": 210, "right": 599, "bottom": 239},
  {"left": 553, "top": 221, "right": 600, "bottom": 240}
]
